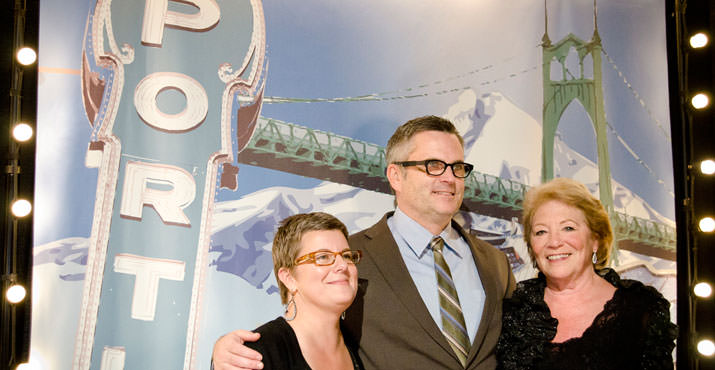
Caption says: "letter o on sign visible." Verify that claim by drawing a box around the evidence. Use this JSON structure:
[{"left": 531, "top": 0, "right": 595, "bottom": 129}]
[{"left": 134, "top": 72, "right": 209, "bottom": 132}]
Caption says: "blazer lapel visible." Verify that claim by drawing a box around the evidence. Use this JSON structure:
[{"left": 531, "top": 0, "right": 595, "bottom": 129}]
[{"left": 455, "top": 221, "right": 499, "bottom": 366}]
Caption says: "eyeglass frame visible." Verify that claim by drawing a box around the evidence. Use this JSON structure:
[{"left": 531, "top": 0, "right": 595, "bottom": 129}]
[
  {"left": 393, "top": 159, "right": 474, "bottom": 178},
  {"left": 294, "top": 248, "right": 363, "bottom": 266}
]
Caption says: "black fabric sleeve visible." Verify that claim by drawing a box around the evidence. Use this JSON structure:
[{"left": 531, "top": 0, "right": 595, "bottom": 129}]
[{"left": 638, "top": 287, "right": 678, "bottom": 370}]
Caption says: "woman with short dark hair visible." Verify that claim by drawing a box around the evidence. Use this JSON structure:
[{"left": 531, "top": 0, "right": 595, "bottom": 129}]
[{"left": 245, "top": 212, "right": 364, "bottom": 370}]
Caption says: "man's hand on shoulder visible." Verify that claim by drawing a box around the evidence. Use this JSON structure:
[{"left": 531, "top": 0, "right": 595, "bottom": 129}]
[{"left": 211, "top": 330, "right": 263, "bottom": 370}]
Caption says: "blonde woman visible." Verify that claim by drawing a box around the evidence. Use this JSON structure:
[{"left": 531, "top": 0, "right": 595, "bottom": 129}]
[{"left": 497, "top": 178, "right": 677, "bottom": 370}]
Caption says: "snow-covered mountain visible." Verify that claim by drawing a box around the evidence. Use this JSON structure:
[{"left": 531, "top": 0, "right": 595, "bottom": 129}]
[
  {"left": 209, "top": 183, "right": 394, "bottom": 291},
  {"left": 446, "top": 89, "right": 674, "bottom": 227}
]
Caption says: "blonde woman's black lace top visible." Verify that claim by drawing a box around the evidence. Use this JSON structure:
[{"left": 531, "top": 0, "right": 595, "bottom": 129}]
[{"left": 496, "top": 268, "right": 677, "bottom": 370}]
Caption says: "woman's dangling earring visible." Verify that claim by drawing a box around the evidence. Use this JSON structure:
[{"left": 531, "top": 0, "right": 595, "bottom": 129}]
[
  {"left": 592, "top": 251, "right": 598, "bottom": 265},
  {"left": 341, "top": 311, "right": 346, "bottom": 320},
  {"left": 285, "top": 290, "right": 298, "bottom": 321}
]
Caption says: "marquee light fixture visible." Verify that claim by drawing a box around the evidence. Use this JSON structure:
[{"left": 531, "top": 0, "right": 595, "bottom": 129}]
[
  {"left": 13, "top": 362, "right": 38, "bottom": 370},
  {"left": 12, "top": 123, "right": 33, "bottom": 142},
  {"left": 699, "top": 217, "right": 715, "bottom": 233},
  {"left": 690, "top": 32, "right": 709, "bottom": 49},
  {"left": 701, "top": 159, "right": 715, "bottom": 175},
  {"left": 16, "top": 47, "right": 36, "bottom": 66},
  {"left": 10, "top": 199, "right": 32, "bottom": 218},
  {"left": 694, "top": 282, "right": 713, "bottom": 298},
  {"left": 698, "top": 339, "right": 715, "bottom": 357},
  {"left": 5, "top": 284, "right": 26, "bottom": 304},
  {"left": 691, "top": 93, "right": 710, "bottom": 109}
]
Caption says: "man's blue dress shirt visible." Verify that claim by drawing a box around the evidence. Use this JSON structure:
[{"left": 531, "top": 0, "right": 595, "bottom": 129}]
[{"left": 387, "top": 207, "right": 486, "bottom": 343}]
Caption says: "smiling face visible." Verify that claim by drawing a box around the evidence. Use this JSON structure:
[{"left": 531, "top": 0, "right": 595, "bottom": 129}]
[
  {"left": 529, "top": 200, "right": 599, "bottom": 285},
  {"left": 279, "top": 229, "right": 358, "bottom": 316},
  {"left": 387, "top": 130, "right": 465, "bottom": 234}
]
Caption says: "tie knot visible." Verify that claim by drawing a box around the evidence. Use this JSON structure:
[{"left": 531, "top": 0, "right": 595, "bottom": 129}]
[{"left": 430, "top": 236, "right": 444, "bottom": 252}]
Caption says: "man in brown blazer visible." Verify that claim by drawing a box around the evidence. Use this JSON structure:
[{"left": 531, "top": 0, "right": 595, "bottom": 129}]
[
  {"left": 212, "top": 115, "right": 515, "bottom": 370},
  {"left": 344, "top": 213, "right": 514, "bottom": 369}
]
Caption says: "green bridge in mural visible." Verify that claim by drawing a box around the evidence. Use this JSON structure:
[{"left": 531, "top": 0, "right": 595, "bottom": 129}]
[{"left": 237, "top": 116, "right": 676, "bottom": 260}]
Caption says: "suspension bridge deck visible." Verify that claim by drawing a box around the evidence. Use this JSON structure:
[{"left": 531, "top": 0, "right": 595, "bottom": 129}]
[{"left": 237, "top": 116, "right": 676, "bottom": 260}]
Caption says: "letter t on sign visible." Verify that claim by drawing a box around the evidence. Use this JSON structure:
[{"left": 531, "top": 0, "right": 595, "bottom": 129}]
[{"left": 114, "top": 254, "right": 186, "bottom": 321}]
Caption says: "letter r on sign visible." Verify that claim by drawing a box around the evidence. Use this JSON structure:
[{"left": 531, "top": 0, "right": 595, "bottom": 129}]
[{"left": 120, "top": 161, "right": 196, "bottom": 226}]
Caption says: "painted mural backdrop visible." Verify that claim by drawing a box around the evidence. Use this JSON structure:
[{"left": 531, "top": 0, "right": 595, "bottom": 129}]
[{"left": 32, "top": 0, "right": 676, "bottom": 369}]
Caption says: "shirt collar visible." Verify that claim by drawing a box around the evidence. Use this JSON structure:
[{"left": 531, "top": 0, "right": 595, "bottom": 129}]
[{"left": 392, "top": 207, "right": 465, "bottom": 259}]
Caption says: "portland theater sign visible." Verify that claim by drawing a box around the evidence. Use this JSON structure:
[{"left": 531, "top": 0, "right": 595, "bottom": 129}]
[{"left": 73, "top": 0, "right": 266, "bottom": 368}]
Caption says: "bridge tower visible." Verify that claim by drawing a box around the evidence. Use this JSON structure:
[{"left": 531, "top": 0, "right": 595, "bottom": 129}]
[{"left": 541, "top": 0, "right": 613, "bottom": 210}]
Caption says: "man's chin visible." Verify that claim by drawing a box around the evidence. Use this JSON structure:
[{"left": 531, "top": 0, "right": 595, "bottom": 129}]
[{"left": 434, "top": 205, "right": 461, "bottom": 218}]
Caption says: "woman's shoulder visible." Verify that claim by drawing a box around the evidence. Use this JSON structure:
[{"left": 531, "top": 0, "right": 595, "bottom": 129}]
[
  {"left": 246, "top": 317, "right": 298, "bottom": 351},
  {"left": 254, "top": 316, "right": 298, "bottom": 344},
  {"left": 246, "top": 317, "right": 310, "bottom": 369},
  {"left": 253, "top": 317, "right": 292, "bottom": 336},
  {"left": 510, "top": 275, "right": 546, "bottom": 301},
  {"left": 599, "top": 268, "right": 670, "bottom": 307}
]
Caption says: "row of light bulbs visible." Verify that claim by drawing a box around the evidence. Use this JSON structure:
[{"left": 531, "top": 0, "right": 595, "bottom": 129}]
[
  {"left": 686, "top": 31, "right": 715, "bottom": 360},
  {"left": 6, "top": 44, "right": 37, "bottom": 370},
  {"left": 4, "top": 47, "right": 36, "bottom": 308},
  {"left": 690, "top": 32, "right": 712, "bottom": 111}
]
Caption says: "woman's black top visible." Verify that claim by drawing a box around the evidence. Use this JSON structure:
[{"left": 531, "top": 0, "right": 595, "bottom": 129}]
[{"left": 245, "top": 317, "right": 364, "bottom": 370}]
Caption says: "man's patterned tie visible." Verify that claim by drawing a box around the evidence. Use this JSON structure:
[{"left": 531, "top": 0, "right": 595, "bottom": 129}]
[{"left": 431, "top": 236, "right": 470, "bottom": 367}]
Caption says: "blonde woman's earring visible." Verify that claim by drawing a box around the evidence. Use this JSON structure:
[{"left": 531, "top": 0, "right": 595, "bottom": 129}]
[{"left": 592, "top": 251, "right": 598, "bottom": 264}]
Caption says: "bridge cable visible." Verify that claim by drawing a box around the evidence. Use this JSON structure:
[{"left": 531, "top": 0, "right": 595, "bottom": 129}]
[
  {"left": 604, "top": 119, "right": 675, "bottom": 198},
  {"left": 601, "top": 48, "right": 672, "bottom": 143},
  {"left": 260, "top": 54, "right": 536, "bottom": 104}
]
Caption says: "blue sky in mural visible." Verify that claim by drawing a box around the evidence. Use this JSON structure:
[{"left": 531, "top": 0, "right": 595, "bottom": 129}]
[{"left": 35, "top": 0, "right": 673, "bottom": 245}]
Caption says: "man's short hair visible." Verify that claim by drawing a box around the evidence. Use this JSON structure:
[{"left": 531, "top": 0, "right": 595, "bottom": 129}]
[{"left": 385, "top": 115, "right": 464, "bottom": 165}]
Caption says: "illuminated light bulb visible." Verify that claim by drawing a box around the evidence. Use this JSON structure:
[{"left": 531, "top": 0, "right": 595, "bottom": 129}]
[
  {"left": 11, "top": 199, "right": 32, "bottom": 217},
  {"left": 15, "top": 362, "right": 41, "bottom": 370},
  {"left": 690, "top": 33, "right": 709, "bottom": 48},
  {"left": 6, "top": 284, "right": 26, "bottom": 304},
  {"left": 694, "top": 282, "right": 712, "bottom": 298},
  {"left": 698, "top": 339, "right": 715, "bottom": 357},
  {"left": 13, "top": 123, "right": 33, "bottom": 142},
  {"left": 17, "top": 350, "right": 46, "bottom": 370},
  {"left": 700, "top": 217, "right": 715, "bottom": 232},
  {"left": 16, "top": 47, "right": 37, "bottom": 66},
  {"left": 702, "top": 160, "right": 715, "bottom": 175},
  {"left": 692, "top": 93, "right": 710, "bottom": 109}
]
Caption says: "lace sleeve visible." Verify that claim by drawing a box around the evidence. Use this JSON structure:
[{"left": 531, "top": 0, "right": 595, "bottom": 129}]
[{"left": 638, "top": 287, "right": 677, "bottom": 370}]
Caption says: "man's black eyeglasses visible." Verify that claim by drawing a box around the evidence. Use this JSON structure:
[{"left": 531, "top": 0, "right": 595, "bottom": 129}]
[{"left": 394, "top": 159, "right": 474, "bottom": 178}]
